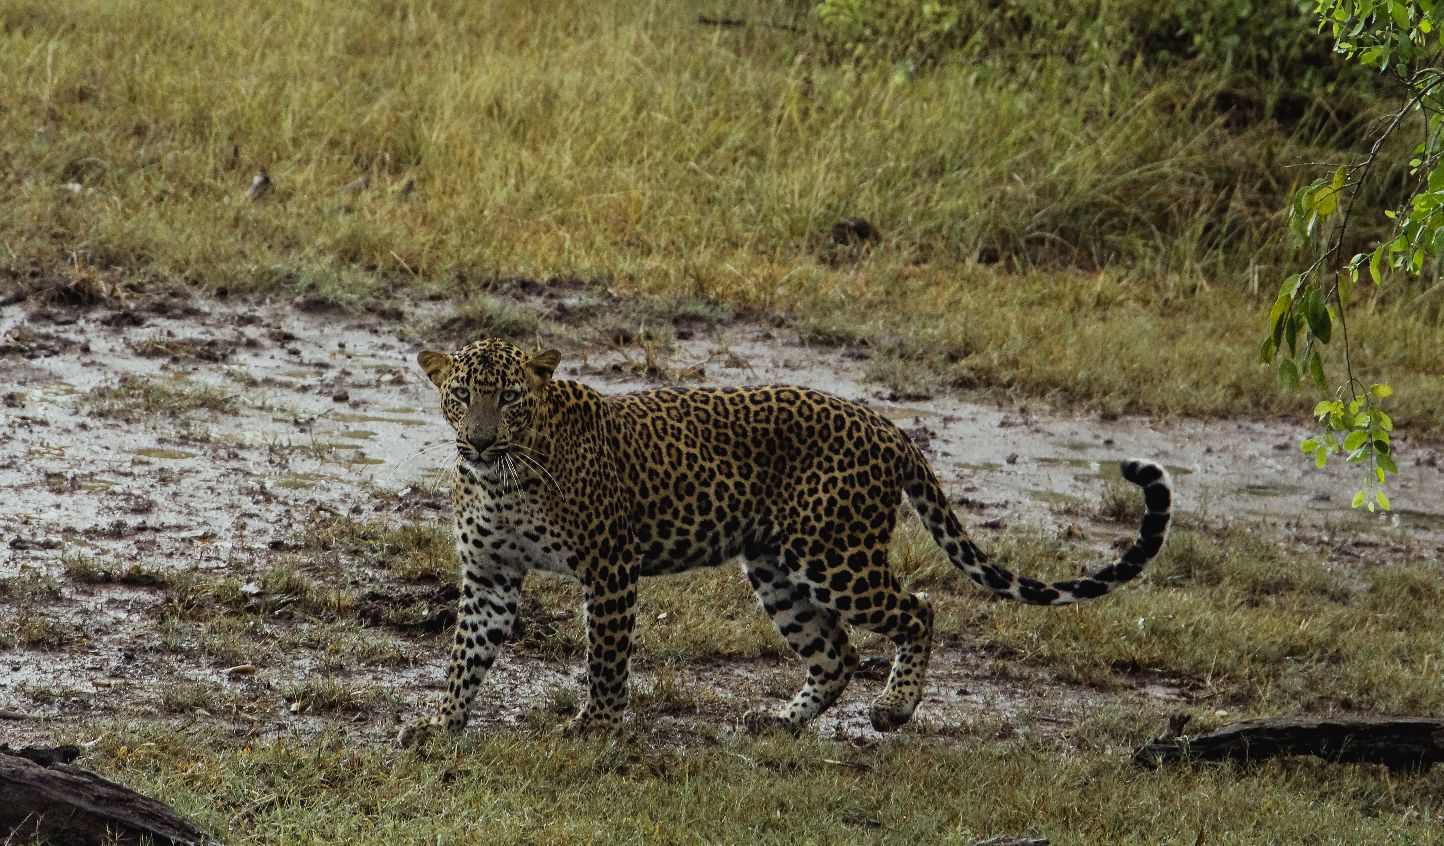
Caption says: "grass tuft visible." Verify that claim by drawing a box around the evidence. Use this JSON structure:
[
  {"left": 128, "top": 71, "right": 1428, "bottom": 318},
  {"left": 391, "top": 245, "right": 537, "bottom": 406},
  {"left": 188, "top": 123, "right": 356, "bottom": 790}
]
[
  {"left": 282, "top": 678, "right": 381, "bottom": 715},
  {"left": 83, "top": 375, "right": 240, "bottom": 421}
]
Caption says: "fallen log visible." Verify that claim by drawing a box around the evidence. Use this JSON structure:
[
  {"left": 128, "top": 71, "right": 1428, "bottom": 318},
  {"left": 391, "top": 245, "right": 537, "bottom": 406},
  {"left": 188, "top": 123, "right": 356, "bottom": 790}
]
[
  {"left": 0, "top": 745, "right": 210, "bottom": 845},
  {"left": 1135, "top": 714, "right": 1444, "bottom": 772}
]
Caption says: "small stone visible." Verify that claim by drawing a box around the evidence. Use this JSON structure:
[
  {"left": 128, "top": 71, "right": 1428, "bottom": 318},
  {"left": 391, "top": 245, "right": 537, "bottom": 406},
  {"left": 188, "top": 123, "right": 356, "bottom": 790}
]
[{"left": 245, "top": 168, "right": 272, "bottom": 201}]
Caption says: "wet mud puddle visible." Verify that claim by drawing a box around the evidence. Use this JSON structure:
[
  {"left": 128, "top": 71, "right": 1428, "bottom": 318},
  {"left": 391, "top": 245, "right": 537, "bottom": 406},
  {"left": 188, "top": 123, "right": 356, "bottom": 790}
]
[{"left": 1, "top": 289, "right": 1441, "bottom": 745}]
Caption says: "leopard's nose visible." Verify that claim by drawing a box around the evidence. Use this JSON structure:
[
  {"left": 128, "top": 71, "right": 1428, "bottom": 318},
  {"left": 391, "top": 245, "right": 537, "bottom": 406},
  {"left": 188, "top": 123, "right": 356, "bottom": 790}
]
[{"left": 467, "top": 435, "right": 497, "bottom": 454}]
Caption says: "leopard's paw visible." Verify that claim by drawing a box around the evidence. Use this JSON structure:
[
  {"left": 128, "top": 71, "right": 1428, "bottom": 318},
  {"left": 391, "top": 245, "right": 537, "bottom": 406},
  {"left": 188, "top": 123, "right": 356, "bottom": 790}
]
[
  {"left": 742, "top": 708, "right": 804, "bottom": 736},
  {"left": 562, "top": 710, "right": 621, "bottom": 738},
  {"left": 398, "top": 716, "right": 443, "bottom": 748},
  {"left": 867, "top": 701, "right": 914, "bottom": 733}
]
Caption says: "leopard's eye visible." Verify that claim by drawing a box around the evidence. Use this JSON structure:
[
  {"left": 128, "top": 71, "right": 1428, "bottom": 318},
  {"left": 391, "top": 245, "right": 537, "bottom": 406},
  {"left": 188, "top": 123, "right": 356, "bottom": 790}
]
[
  {"left": 452, "top": 386, "right": 470, "bottom": 403},
  {"left": 498, "top": 388, "right": 520, "bottom": 405}
]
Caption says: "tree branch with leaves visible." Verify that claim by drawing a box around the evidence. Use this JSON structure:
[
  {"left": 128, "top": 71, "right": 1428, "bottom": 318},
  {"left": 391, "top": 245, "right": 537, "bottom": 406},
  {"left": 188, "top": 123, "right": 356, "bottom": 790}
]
[{"left": 1269, "top": 0, "right": 1444, "bottom": 512}]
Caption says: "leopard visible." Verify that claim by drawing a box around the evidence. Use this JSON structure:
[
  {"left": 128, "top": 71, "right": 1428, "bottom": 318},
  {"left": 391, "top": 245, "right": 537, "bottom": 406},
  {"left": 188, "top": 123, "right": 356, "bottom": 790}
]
[{"left": 398, "top": 338, "right": 1171, "bottom": 744}]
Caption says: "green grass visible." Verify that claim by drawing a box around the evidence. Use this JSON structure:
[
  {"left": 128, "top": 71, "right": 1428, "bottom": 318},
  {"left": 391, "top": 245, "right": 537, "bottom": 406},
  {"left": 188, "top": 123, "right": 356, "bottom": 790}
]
[
  {"left": 2, "top": 0, "right": 1439, "bottom": 425},
  {"left": 5, "top": 2, "right": 1444, "bottom": 839},
  {"left": 74, "top": 719, "right": 1444, "bottom": 845},
  {"left": 281, "top": 678, "right": 383, "bottom": 715},
  {"left": 12, "top": 513, "right": 1444, "bottom": 843},
  {"left": 13, "top": 614, "right": 77, "bottom": 649}
]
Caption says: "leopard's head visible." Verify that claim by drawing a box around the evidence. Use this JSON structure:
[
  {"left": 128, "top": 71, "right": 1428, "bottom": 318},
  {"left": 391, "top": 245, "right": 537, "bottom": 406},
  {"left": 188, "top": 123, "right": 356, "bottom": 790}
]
[{"left": 416, "top": 338, "right": 560, "bottom": 473}]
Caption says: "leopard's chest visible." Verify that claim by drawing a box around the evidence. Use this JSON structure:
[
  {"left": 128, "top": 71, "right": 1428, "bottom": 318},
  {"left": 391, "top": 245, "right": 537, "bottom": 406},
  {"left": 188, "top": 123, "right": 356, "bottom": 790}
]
[{"left": 453, "top": 478, "right": 576, "bottom": 577}]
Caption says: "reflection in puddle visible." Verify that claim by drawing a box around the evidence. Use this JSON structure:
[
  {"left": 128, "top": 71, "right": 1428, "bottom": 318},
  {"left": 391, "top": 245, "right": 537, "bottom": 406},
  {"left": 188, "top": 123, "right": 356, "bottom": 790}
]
[
  {"left": 1393, "top": 509, "right": 1444, "bottom": 531},
  {"left": 1039, "top": 456, "right": 1194, "bottom": 479},
  {"left": 272, "top": 472, "right": 336, "bottom": 489},
  {"left": 132, "top": 448, "right": 196, "bottom": 460},
  {"left": 32, "top": 382, "right": 80, "bottom": 399},
  {"left": 1029, "top": 489, "right": 1083, "bottom": 507},
  {"left": 310, "top": 441, "right": 363, "bottom": 451},
  {"left": 332, "top": 412, "right": 426, "bottom": 427},
  {"left": 1241, "top": 481, "right": 1305, "bottom": 497},
  {"left": 873, "top": 405, "right": 939, "bottom": 420}
]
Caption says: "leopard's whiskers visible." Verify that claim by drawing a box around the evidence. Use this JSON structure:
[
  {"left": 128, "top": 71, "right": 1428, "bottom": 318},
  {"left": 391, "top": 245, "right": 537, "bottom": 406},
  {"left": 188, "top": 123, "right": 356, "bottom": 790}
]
[
  {"left": 508, "top": 449, "right": 561, "bottom": 493},
  {"left": 502, "top": 454, "right": 522, "bottom": 494}
]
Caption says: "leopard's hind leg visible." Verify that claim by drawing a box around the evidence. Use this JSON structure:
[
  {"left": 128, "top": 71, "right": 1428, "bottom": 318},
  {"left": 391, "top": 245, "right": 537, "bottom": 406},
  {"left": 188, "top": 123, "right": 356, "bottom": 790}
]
[
  {"left": 775, "top": 508, "right": 935, "bottom": 733},
  {"left": 741, "top": 556, "right": 859, "bottom": 733}
]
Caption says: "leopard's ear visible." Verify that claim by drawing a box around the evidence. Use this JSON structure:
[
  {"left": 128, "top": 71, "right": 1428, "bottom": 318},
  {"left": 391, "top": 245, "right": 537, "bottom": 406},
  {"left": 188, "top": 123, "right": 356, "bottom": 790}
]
[
  {"left": 416, "top": 350, "right": 453, "bottom": 387},
  {"left": 527, "top": 349, "right": 562, "bottom": 382}
]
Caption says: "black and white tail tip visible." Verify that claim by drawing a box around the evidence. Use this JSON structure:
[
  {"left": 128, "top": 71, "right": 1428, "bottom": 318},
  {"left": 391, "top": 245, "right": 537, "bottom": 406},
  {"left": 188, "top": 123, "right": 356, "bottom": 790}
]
[{"left": 1120, "top": 457, "right": 1172, "bottom": 550}]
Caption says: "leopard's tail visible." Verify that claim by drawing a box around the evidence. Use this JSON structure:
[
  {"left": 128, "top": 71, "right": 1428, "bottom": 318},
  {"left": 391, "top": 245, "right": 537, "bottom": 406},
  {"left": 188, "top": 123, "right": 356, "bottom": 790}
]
[{"left": 904, "top": 457, "right": 1171, "bottom": 606}]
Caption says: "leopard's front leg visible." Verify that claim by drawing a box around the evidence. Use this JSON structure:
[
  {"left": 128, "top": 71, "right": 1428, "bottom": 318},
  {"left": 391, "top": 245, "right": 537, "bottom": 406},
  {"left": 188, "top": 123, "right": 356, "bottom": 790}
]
[
  {"left": 566, "top": 557, "right": 639, "bottom": 735},
  {"left": 400, "top": 555, "right": 523, "bottom": 746}
]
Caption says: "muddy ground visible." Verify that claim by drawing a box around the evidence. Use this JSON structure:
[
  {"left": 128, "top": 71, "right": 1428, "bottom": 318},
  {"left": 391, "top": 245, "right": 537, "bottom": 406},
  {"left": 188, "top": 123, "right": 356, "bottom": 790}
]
[{"left": 3, "top": 282, "right": 1442, "bottom": 750}]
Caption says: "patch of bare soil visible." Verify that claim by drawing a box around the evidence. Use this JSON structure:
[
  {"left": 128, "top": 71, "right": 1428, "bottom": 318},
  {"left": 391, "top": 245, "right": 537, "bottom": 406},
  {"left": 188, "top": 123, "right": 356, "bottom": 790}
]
[{"left": 2, "top": 286, "right": 1440, "bottom": 749}]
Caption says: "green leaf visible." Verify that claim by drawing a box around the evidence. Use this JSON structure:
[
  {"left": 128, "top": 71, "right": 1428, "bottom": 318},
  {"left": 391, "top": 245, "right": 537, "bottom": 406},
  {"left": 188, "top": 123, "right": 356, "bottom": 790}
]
[
  {"left": 1316, "top": 177, "right": 1341, "bottom": 218},
  {"left": 1377, "top": 490, "right": 1391, "bottom": 511},
  {"left": 1279, "top": 359, "right": 1301, "bottom": 390},
  {"left": 1370, "top": 383, "right": 1393, "bottom": 398},
  {"left": 1351, "top": 490, "right": 1367, "bottom": 508},
  {"left": 1259, "top": 336, "right": 1276, "bottom": 365},
  {"left": 1308, "top": 350, "right": 1326, "bottom": 390},
  {"left": 1379, "top": 452, "right": 1399, "bottom": 474},
  {"left": 1303, "top": 288, "right": 1332, "bottom": 344},
  {"left": 1343, "top": 429, "right": 1368, "bottom": 451},
  {"left": 1314, "top": 446, "right": 1328, "bottom": 469},
  {"left": 1369, "top": 245, "right": 1384, "bottom": 282},
  {"left": 1377, "top": 410, "right": 1393, "bottom": 431},
  {"left": 1301, "top": 437, "right": 1319, "bottom": 453},
  {"left": 1268, "top": 292, "right": 1291, "bottom": 336}
]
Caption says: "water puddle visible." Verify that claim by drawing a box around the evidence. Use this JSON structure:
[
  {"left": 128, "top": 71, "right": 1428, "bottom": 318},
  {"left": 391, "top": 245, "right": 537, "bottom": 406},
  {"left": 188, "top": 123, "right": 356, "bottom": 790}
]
[
  {"left": 4, "top": 286, "right": 1444, "bottom": 751},
  {"left": 336, "top": 429, "right": 378, "bottom": 441},
  {"left": 30, "top": 381, "right": 80, "bottom": 400},
  {"left": 77, "top": 477, "right": 120, "bottom": 492},
  {"left": 1029, "top": 489, "right": 1084, "bottom": 507},
  {"left": 873, "top": 405, "right": 939, "bottom": 421},
  {"left": 271, "top": 472, "right": 337, "bottom": 489},
  {"left": 1392, "top": 509, "right": 1444, "bottom": 532},
  {"left": 331, "top": 412, "right": 426, "bottom": 427},
  {"left": 1241, "top": 481, "right": 1306, "bottom": 497},
  {"left": 132, "top": 448, "right": 197, "bottom": 460},
  {"left": 1039, "top": 456, "right": 1194, "bottom": 480}
]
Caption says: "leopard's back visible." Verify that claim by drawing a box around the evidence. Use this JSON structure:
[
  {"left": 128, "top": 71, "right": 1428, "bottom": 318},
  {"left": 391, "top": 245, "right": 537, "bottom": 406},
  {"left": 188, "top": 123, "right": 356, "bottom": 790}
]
[{"left": 600, "top": 385, "right": 920, "bottom": 577}]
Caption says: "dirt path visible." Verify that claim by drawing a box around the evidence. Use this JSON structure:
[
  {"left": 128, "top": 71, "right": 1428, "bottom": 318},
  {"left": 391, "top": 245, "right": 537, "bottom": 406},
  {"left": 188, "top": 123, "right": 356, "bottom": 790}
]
[{"left": 2, "top": 286, "right": 1440, "bottom": 747}]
